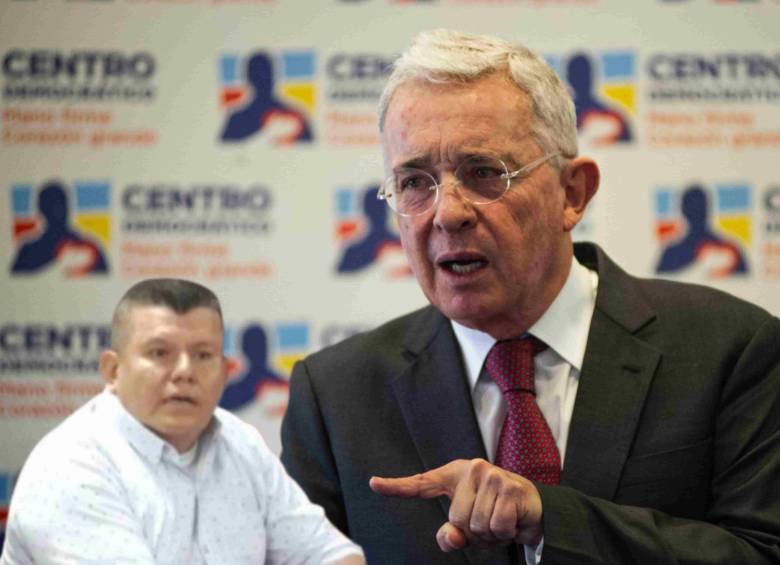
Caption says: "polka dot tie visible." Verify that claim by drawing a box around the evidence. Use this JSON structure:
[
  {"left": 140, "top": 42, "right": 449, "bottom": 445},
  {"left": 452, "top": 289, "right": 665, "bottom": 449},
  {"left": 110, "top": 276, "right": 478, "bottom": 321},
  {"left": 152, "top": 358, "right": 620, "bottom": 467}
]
[{"left": 486, "top": 337, "right": 561, "bottom": 485}]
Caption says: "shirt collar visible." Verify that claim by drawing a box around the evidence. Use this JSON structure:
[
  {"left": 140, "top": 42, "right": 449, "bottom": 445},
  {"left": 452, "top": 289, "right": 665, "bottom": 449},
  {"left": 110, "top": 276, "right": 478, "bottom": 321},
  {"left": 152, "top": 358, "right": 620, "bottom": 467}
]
[
  {"left": 451, "top": 257, "right": 598, "bottom": 391},
  {"left": 99, "top": 388, "right": 167, "bottom": 464},
  {"left": 99, "top": 387, "right": 221, "bottom": 467}
]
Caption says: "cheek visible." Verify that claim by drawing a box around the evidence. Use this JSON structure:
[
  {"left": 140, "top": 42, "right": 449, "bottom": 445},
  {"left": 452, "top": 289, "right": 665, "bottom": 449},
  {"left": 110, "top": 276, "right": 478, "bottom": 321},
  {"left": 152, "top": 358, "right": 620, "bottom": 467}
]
[
  {"left": 508, "top": 185, "right": 561, "bottom": 233},
  {"left": 398, "top": 219, "right": 429, "bottom": 261}
]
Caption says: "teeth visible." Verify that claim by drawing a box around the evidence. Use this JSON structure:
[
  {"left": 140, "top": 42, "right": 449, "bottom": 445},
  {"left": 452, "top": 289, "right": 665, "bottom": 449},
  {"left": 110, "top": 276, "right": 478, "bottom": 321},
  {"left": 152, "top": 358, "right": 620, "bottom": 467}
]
[{"left": 449, "top": 261, "right": 483, "bottom": 274}]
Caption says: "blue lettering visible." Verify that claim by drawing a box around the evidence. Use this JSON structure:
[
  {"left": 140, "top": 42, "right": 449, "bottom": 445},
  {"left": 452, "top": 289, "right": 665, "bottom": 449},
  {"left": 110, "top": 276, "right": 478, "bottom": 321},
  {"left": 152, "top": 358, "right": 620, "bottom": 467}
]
[
  {"left": 0, "top": 324, "right": 110, "bottom": 354},
  {"left": 765, "top": 187, "right": 780, "bottom": 212},
  {"left": 649, "top": 53, "right": 780, "bottom": 80},
  {"left": 2, "top": 50, "right": 25, "bottom": 78},
  {"left": 328, "top": 54, "right": 395, "bottom": 80},
  {"left": 1, "top": 50, "right": 156, "bottom": 80},
  {"left": 121, "top": 185, "right": 272, "bottom": 212}
]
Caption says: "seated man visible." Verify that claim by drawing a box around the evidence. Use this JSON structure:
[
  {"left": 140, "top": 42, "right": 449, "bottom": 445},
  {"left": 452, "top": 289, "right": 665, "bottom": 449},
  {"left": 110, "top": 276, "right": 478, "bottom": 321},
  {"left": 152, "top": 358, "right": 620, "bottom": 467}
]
[{"left": 1, "top": 279, "right": 364, "bottom": 565}]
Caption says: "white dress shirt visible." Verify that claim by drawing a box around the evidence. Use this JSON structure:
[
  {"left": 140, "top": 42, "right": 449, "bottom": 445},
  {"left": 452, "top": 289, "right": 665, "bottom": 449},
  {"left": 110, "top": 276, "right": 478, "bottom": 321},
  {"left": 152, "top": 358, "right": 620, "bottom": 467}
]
[
  {"left": 2, "top": 390, "right": 363, "bottom": 565},
  {"left": 452, "top": 258, "right": 598, "bottom": 564}
]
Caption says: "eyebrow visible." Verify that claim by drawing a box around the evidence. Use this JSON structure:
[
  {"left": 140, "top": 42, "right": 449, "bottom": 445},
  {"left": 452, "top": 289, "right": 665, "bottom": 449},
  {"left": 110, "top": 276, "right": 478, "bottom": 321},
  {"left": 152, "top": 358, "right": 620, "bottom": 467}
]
[
  {"left": 393, "top": 155, "right": 434, "bottom": 171},
  {"left": 393, "top": 150, "right": 520, "bottom": 172}
]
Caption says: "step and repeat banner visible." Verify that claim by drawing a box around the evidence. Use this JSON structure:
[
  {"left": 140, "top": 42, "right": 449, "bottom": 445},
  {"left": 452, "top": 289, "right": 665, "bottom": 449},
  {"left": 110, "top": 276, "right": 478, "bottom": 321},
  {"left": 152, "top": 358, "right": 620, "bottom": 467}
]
[{"left": 1, "top": 0, "right": 778, "bottom": 546}]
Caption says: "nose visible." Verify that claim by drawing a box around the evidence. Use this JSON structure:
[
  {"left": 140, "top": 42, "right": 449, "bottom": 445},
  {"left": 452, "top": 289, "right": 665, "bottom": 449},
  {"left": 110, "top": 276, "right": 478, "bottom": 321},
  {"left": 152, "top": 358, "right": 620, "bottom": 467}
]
[
  {"left": 171, "top": 353, "right": 195, "bottom": 383},
  {"left": 432, "top": 176, "right": 477, "bottom": 233}
]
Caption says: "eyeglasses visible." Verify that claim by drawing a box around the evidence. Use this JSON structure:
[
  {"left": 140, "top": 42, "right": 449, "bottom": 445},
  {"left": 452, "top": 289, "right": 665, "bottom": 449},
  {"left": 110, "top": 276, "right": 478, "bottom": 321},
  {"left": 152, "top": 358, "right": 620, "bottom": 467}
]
[{"left": 377, "top": 152, "right": 560, "bottom": 217}]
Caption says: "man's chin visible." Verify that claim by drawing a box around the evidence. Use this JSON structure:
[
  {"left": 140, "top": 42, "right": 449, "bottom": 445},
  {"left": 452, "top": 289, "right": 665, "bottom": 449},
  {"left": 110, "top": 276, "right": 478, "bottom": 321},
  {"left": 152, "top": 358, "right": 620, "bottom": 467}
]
[{"left": 438, "top": 301, "right": 493, "bottom": 330}]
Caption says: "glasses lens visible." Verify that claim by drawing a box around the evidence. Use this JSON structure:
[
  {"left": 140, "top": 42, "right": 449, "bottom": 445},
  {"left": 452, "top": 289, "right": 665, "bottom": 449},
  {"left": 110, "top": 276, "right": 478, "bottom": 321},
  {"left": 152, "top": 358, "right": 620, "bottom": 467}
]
[
  {"left": 386, "top": 168, "right": 437, "bottom": 215},
  {"left": 454, "top": 156, "right": 509, "bottom": 204}
]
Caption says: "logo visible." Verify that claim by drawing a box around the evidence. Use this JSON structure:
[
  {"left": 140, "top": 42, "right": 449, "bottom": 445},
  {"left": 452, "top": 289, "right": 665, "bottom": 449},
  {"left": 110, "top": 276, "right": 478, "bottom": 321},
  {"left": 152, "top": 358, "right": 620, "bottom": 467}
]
[
  {"left": 220, "top": 321, "right": 312, "bottom": 413},
  {"left": 10, "top": 180, "right": 110, "bottom": 276},
  {"left": 121, "top": 182, "right": 273, "bottom": 235},
  {"left": 323, "top": 52, "right": 393, "bottom": 146},
  {"left": 334, "top": 184, "right": 410, "bottom": 277},
  {"left": 0, "top": 322, "right": 107, "bottom": 419},
  {"left": 2, "top": 49, "right": 156, "bottom": 102},
  {"left": 118, "top": 182, "right": 274, "bottom": 281},
  {"left": 219, "top": 321, "right": 368, "bottom": 413},
  {"left": 0, "top": 471, "right": 15, "bottom": 551},
  {"left": 326, "top": 52, "right": 395, "bottom": 102},
  {"left": 764, "top": 186, "right": 780, "bottom": 233},
  {"left": 219, "top": 50, "right": 315, "bottom": 144},
  {"left": 655, "top": 182, "right": 751, "bottom": 278},
  {"left": 646, "top": 51, "right": 780, "bottom": 150},
  {"left": 548, "top": 50, "right": 635, "bottom": 145},
  {"left": 647, "top": 52, "right": 780, "bottom": 103},
  {"left": 760, "top": 185, "right": 780, "bottom": 278},
  {"left": 0, "top": 322, "right": 110, "bottom": 369}
]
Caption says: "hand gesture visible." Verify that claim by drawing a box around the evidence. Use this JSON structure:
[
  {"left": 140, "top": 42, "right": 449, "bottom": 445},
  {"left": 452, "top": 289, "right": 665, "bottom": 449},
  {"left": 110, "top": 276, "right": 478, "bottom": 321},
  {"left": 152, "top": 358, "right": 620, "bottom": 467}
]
[{"left": 370, "top": 458, "right": 543, "bottom": 552}]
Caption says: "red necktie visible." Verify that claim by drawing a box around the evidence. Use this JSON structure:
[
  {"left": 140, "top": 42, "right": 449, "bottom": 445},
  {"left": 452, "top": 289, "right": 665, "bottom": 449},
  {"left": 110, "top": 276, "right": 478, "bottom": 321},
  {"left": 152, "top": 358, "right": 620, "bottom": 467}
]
[{"left": 486, "top": 337, "right": 561, "bottom": 485}]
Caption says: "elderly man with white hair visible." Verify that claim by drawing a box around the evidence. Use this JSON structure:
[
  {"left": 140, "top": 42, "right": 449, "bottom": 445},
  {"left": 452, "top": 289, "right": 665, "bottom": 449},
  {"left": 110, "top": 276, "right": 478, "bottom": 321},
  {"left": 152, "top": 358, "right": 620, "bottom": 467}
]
[{"left": 281, "top": 29, "right": 780, "bottom": 565}]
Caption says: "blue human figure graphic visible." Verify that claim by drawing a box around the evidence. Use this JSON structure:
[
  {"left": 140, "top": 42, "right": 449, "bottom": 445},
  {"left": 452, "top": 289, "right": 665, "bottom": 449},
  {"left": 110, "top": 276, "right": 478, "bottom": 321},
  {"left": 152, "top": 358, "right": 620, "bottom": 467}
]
[
  {"left": 220, "top": 324, "right": 286, "bottom": 411},
  {"left": 566, "top": 53, "right": 632, "bottom": 143},
  {"left": 337, "top": 185, "right": 403, "bottom": 273},
  {"left": 221, "top": 52, "right": 312, "bottom": 143},
  {"left": 657, "top": 185, "right": 748, "bottom": 276},
  {"left": 11, "top": 181, "right": 108, "bottom": 275}
]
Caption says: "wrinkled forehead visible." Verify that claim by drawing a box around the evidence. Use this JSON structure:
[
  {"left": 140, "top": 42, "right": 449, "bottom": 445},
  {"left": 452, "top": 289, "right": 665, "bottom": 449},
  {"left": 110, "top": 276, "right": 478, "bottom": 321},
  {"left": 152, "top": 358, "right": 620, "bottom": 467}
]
[{"left": 381, "top": 75, "right": 535, "bottom": 169}]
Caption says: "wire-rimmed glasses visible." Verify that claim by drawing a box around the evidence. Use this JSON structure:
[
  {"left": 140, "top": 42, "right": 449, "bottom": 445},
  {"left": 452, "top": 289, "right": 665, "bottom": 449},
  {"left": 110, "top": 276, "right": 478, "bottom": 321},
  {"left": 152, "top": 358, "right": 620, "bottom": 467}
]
[{"left": 377, "top": 152, "right": 560, "bottom": 217}]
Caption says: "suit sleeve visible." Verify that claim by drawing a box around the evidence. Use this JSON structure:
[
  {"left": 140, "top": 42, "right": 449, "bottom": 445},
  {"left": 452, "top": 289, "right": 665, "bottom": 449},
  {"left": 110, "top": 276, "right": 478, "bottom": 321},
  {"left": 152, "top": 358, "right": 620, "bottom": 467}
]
[
  {"left": 280, "top": 359, "right": 350, "bottom": 534},
  {"left": 537, "top": 316, "right": 780, "bottom": 565}
]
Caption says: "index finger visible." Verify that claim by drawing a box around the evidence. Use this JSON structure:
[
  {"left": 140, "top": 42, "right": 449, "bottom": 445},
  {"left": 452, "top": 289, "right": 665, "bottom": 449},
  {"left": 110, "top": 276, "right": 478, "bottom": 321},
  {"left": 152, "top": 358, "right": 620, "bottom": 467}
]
[{"left": 369, "top": 460, "right": 466, "bottom": 499}]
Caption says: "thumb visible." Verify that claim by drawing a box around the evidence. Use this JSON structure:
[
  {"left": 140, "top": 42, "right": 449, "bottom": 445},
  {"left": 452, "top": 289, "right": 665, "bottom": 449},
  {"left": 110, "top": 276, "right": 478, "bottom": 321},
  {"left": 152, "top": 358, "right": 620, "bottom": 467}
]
[{"left": 436, "top": 522, "right": 468, "bottom": 552}]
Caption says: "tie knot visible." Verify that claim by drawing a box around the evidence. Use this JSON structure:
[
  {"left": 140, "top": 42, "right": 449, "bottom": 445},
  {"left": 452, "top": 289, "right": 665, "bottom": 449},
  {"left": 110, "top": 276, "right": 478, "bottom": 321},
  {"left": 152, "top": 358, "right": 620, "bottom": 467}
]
[{"left": 485, "top": 336, "right": 547, "bottom": 394}]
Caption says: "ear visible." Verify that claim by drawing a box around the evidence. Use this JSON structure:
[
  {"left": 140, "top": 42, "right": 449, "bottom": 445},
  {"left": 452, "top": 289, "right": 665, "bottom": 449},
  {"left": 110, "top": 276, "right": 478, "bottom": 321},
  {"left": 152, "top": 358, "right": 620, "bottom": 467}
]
[
  {"left": 560, "top": 157, "right": 600, "bottom": 232},
  {"left": 99, "top": 350, "right": 119, "bottom": 390}
]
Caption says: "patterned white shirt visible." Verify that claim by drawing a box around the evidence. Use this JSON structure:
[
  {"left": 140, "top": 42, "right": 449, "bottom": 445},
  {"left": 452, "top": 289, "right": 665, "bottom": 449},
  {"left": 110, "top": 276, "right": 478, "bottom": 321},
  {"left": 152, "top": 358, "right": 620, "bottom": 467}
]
[{"left": 1, "top": 390, "right": 363, "bottom": 564}]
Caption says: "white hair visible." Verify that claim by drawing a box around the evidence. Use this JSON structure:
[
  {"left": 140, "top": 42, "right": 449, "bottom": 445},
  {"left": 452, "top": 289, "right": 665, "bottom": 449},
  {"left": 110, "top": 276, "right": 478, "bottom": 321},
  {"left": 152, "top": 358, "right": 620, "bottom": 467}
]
[{"left": 379, "top": 29, "right": 578, "bottom": 167}]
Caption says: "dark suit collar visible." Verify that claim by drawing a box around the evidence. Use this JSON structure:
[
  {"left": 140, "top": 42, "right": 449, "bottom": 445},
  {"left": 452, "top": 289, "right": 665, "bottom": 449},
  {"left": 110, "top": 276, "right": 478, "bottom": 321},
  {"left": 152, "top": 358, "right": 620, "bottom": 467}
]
[
  {"left": 575, "top": 242, "right": 656, "bottom": 333},
  {"left": 564, "top": 242, "right": 661, "bottom": 498},
  {"left": 392, "top": 306, "right": 488, "bottom": 468},
  {"left": 391, "top": 307, "right": 513, "bottom": 565}
]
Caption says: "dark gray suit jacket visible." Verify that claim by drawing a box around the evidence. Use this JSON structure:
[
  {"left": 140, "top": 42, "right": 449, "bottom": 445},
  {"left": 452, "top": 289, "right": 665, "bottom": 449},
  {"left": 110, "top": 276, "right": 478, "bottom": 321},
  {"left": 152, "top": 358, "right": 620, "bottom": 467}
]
[{"left": 281, "top": 243, "right": 780, "bottom": 564}]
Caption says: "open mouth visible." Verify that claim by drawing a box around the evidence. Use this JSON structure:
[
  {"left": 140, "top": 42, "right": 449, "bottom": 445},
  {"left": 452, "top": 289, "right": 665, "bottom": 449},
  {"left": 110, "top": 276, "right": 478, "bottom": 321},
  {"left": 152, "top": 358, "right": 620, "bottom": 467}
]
[{"left": 438, "top": 255, "right": 488, "bottom": 275}]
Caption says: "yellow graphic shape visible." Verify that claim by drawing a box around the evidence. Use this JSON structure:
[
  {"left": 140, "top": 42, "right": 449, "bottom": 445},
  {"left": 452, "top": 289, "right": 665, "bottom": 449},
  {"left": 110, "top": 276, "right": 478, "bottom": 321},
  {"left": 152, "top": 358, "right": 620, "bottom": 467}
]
[
  {"left": 602, "top": 84, "right": 635, "bottom": 115},
  {"left": 281, "top": 83, "right": 315, "bottom": 112},
  {"left": 75, "top": 214, "right": 111, "bottom": 246},
  {"left": 277, "top": 353, "right": 305, "bottom": 373},
  {"left": 717, "top": 216, "right": 751, "bottom": 245}
]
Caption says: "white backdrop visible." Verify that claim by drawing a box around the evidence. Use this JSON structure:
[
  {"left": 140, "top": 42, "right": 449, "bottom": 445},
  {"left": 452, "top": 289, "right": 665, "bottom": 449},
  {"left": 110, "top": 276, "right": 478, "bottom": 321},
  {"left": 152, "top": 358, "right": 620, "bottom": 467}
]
[{"left": 1, "top": 0, "right": 779, "bottom": 545}]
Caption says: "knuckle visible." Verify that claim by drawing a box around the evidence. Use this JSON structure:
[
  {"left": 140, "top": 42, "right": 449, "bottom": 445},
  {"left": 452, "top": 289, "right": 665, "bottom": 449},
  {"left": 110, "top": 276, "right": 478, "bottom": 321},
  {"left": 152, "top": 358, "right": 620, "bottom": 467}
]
[
  {"left": 467, "top": 458, "right": 490, "bottom": 477},
  {"left": 490, "top": 516, "right": 516, "bottom": 540},
  {"left": 449, "top": 510, "right": 470, "bottom": 530},
  {"left": 469, "top": 519, "right": 489, "bottom": 536},
  {"left": 483, "top": 467, "right": 505, "bottom": 489},
  {"left": 502, "top": 479, "right": 524, "bottom": 498}
]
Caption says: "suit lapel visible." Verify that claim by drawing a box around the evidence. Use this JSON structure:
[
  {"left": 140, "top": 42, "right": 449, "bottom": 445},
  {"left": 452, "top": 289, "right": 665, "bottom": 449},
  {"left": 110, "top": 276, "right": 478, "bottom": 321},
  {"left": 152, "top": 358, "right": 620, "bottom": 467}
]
[
  {"left": 390, "top": 308, "right": 487, "bottom": 475},
  {"left": 390, "top": 308, "right": 513, "bottom": 565},
  {"left": 562, "top": 244, "right": 661, "bottom": 499}
]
